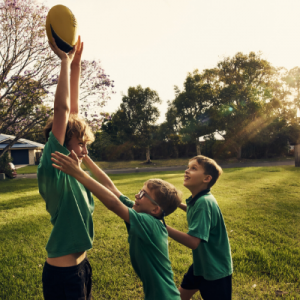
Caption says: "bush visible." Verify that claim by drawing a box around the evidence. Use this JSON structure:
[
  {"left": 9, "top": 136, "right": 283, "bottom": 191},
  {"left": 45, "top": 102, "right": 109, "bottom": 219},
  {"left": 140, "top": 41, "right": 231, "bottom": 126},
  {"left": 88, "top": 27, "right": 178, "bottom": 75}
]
[{"left": 0, "top": 152, "right": 13, "bottom": 178}]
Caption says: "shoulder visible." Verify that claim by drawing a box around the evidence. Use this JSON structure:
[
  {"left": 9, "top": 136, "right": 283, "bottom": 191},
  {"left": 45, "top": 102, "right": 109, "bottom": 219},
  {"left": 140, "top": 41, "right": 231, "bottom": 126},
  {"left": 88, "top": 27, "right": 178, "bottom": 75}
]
[
  {"left": 194, "top": 193, "right": 218, "bottom": 211},
  {"left": 129, "top": 209, "right": 163, "bottom": 229}
]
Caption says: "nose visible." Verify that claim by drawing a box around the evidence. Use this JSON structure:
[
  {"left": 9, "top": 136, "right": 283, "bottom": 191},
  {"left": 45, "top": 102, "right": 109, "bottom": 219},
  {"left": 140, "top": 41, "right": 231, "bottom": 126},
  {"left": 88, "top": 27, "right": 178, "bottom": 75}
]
[{"left": 82, "top": 144, "right": 88, "bottom": 155}]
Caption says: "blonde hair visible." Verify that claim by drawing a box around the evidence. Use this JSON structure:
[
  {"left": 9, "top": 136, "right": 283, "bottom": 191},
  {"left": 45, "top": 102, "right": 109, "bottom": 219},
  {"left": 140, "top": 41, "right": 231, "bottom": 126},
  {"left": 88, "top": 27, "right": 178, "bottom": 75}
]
[
  {"left": 190, "top": 155, "right": 223, "bottom": 188},
  {"left": 44, "top": 114, "right": 95, "bottom": 145},
  {"left": 145, "top": 179, "right": 182, "bottom": 216}
]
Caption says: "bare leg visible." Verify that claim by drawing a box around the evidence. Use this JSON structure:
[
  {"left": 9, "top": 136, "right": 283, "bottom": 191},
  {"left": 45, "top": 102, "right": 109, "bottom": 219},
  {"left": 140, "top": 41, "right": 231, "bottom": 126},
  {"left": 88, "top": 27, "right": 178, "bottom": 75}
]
[{"left": 179, "top": 286, "right": 199, "bottom": 300}]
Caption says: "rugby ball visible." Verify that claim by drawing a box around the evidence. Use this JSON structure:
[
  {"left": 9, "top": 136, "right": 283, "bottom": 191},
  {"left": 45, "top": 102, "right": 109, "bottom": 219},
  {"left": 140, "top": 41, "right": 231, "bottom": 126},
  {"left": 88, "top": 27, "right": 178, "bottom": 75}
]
[{"left": 46, "top": 5, "right": 78, "bottom": 53}]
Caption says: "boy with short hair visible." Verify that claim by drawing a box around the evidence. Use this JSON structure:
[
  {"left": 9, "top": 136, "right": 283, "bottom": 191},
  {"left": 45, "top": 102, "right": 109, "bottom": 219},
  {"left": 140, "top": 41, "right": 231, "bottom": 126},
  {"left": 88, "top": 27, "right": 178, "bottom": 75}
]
[
  {"left": 38, "top": 37, "right": 95, "bottom": 299},
  {"left": 167, "top": 155, "right": 233, "bottom": 300},
  {"left": 50, "top": 151, "right": 182, "bottom": 300}
]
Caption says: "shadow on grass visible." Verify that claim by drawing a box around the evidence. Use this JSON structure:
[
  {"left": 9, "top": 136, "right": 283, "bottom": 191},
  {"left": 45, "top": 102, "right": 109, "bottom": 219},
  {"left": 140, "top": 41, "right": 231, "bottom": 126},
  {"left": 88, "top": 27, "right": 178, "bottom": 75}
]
[
  {"left": 0, "top": 179, "right": 38, "bottom": 194},
  {"left": 0, "top": 194, "right": 43, "bottom": 211}
]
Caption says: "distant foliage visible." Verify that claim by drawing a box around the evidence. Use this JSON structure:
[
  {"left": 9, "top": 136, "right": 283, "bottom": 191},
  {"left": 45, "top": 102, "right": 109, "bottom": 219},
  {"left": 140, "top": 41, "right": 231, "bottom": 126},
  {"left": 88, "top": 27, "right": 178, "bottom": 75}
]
[
  {"left": 0, "top": 152, "right": 13, "bottom": 178},
  {"left": 0, "top": 0, "right": 114, "bottom": 156}
]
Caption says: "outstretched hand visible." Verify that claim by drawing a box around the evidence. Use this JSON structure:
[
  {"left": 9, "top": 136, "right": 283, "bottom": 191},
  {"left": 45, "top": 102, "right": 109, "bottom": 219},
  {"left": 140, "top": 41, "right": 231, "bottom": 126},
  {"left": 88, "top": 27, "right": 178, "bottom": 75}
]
[
  {"left": 71, "top": 35, "right": 84, "bottom": 67},
  {"left": 48, "top": 38, "right": 77, "bottom": 62},
  {"left": 51, "top": 151, "right": 83, "bottom": 178}
]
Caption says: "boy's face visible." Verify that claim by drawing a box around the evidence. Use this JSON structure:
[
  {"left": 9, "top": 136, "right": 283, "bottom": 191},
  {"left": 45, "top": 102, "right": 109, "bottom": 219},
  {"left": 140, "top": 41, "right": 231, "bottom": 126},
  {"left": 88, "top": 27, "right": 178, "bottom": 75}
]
[
  {"left": 133, "top": 184, "right": 159, "bottom": 215},
  {"left": 184, "top": 159, "right": 211, "bottom": 192},
  {"left": 66, "top": 135, "right": 88, "bottom": 164}
]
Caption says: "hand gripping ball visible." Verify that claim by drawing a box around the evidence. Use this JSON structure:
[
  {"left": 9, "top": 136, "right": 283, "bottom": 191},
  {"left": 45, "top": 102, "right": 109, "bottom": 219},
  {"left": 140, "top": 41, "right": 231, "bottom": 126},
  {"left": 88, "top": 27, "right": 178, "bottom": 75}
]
[{"left": 46, "top": 5, "right": 78, "bottom": 53}]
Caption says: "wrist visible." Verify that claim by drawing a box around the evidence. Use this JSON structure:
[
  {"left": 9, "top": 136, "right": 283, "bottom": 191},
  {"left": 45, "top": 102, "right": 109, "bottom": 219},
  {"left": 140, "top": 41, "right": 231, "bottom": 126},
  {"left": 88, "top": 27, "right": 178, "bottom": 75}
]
[
  {"left": 76, "top": 168, "right": 87, "bottom": 180},
  {"left": 71, "top": 63, "right": 81, "bottom": 68},
  {"left": 61, "top": 58, "right": 71, "bottom": 65}
]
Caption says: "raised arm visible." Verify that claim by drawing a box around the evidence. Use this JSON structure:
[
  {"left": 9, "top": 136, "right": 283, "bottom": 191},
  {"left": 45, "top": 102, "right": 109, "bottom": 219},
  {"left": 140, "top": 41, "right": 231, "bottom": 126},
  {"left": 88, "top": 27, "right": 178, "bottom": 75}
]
[
  {"left": 83, "top": 156, "right": 122, "bottom": 198},
  {"left": 70, "top": 35, "right": 83, "bottom": 114},
  {"left": 51, "top": 151, "right": 129, "bottom": 223},
  {"left": 49, "top": 39, "right": 77, "bottom": 145}
]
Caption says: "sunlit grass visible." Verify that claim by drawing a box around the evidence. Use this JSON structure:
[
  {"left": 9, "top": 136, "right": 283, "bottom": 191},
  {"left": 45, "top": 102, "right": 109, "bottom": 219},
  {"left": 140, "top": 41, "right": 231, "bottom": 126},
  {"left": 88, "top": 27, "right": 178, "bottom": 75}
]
[{"left": 0, "top": 166, "right": 299, "bottom": 299}]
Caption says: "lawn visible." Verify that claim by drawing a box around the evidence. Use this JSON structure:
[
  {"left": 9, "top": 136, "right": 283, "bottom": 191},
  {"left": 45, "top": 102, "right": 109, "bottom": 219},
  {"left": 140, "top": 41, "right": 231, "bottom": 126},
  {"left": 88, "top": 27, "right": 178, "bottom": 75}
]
[
  {"left": 0, "top": 166, "right": 299, "bottom": 299},
  {"left": 16, "top": 156, "right": 294, "bottom": 174}
]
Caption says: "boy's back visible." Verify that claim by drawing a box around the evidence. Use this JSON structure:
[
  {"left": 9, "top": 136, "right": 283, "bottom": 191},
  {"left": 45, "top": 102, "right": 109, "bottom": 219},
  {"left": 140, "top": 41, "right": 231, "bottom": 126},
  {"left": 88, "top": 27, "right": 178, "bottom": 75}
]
[{"left": 120, "top": 195, "right": 181, "bottom": 300}]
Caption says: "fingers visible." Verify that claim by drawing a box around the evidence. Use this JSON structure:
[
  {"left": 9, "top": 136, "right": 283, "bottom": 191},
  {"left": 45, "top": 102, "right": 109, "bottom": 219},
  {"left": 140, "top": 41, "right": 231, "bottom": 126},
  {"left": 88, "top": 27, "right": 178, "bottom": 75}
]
[
  {"left": 70, "top": 150, "right": 79, "bottom": 162},
  {"left": 51, "top": 151, "right": 71, "bottom": 164},
  {"left": 77, "top": 35, "right": 81, "bottom": 51},
  {"left": 52, "top": 163, "right": 62, "bottom": 171},
  {"left": 80, "top": 42, "right": 84, "bottom": 55},
  {"left": 69, "top": 44, "right": 77, "bottom": 56}
]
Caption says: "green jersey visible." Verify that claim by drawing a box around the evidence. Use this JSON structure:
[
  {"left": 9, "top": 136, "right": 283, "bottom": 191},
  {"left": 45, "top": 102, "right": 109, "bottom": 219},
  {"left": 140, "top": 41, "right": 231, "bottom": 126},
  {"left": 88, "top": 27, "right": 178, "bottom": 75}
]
[
  {"left": 120, "top": 195, "right": 180, "bottom": 300},
  {"left": 37, "top": 131, "right": 94, "bottom": 258},
  {"left": 186, "top": 190, "right": 233, "bottom": 280}
]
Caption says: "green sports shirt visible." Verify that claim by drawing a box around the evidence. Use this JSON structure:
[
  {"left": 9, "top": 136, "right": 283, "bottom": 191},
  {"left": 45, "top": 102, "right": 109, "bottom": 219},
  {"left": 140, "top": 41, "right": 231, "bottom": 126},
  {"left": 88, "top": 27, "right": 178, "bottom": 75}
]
[
  {"left": 120, "top": 195, "right": 181, "bottom": 300},
  {"left": 186, "top": 190, "right": 233, "bottom": 280},
  {"left": 37, "top": 131, "right": 94, "bottom": 258}
]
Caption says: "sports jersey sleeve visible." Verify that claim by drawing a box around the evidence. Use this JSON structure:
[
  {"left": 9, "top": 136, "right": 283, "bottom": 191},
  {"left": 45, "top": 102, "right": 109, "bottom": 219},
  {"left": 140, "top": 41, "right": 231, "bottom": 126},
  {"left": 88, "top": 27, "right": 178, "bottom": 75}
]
[
  {"left": 128, "top": 208, "right": 158, "bottom": 242},
  {"left": 37, "top": 131, "right": 70, "bottom": 217},
  {"left": 119, "top": 195, "right": 134, "bottom": 208},
  {"left": 187, "top": 204, "right": 211, "bottom": 243}
]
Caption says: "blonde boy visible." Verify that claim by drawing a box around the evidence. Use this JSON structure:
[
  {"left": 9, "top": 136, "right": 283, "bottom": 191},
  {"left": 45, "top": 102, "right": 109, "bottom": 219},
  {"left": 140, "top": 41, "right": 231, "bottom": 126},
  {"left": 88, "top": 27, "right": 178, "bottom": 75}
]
[{"left": 38, "top": 37, "right": 95, "bottom": 299}]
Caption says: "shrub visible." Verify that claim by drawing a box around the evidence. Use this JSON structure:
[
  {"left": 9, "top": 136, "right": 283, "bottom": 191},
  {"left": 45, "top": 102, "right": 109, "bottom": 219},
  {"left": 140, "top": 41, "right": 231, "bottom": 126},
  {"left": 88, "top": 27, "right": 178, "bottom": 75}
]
[{"left": 0, "top": 152, "right": 13, "bottom": 179}]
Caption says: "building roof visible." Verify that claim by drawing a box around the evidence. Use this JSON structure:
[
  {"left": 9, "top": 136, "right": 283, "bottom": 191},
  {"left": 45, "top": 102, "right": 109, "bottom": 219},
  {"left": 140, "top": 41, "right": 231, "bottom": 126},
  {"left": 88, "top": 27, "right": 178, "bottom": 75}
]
[
  {"left": 199, "top": 131, "right": 226, "bottom": 142},
  {"left": 0, "top": 133, "right": 44, "bottom": 149}
]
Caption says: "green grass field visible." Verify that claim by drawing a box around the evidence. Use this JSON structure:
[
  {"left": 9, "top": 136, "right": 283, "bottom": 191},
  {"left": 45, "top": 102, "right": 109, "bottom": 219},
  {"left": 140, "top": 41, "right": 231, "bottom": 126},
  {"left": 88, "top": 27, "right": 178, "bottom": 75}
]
[
  {"left": 0, "top": 166, "right": 299, "bottom": 299},
  {"left": 16, "top": 156, "right": 294, "bottom": 174}
]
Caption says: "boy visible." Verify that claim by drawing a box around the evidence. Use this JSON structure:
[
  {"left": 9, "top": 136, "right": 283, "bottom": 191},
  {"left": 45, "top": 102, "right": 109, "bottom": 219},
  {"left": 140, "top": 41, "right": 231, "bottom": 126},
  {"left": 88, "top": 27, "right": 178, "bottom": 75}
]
[
  {"left": 50, "top": 151, "right": 182, "bottom": 300},
  {"left": 37, "top": 37, "right": 95, "bottom": 299},
  {"left": 167, "top": 155, "right": 233, "bottom": 300}
]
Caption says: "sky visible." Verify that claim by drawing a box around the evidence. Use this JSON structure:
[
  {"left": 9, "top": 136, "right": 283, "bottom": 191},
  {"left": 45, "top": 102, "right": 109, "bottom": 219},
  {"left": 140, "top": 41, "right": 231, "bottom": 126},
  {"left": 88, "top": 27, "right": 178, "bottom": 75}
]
[{"left": 39, "top": 0, "right": 300, "bottom": 123}]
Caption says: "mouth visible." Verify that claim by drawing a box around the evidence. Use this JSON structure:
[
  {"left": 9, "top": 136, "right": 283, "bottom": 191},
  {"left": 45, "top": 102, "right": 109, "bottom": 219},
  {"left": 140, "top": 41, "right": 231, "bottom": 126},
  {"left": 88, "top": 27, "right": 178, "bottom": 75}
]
[{"left": 184, "top": 175, "right": 190, "bottom": 181}]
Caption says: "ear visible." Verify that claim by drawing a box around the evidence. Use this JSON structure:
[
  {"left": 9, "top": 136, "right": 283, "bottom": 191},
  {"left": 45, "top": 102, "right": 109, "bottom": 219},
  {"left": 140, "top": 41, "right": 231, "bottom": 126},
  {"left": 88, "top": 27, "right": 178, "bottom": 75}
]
[
  {"left": 203, "top": 175, "right": 212, "bottom": 184},
  {"left": 151, "top": 205, "right": 162, "bottom": 216}
]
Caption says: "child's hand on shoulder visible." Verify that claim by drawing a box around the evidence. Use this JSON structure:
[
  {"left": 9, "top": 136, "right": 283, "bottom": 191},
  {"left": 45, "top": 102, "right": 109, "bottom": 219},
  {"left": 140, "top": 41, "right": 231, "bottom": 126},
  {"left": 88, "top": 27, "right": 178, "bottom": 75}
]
[{"left": 48, "top": 38, "right": 77, "bottom": 63}]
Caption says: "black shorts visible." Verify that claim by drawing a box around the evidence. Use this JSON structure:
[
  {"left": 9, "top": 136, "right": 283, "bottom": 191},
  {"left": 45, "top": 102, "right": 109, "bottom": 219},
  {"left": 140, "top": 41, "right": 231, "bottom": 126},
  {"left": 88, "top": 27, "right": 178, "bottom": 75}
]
[
  {"left": 42, "top": 257, "right": 92, "bottom": 300},
  {"left": 181, "top": 264, "right": 232, "bottom": 300}
]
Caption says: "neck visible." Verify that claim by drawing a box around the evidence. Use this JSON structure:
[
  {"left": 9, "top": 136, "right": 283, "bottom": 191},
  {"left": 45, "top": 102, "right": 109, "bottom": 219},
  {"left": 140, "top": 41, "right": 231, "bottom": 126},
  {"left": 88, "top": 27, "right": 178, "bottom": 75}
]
[{"left": 190, "top": 184, "right": 209, "bottom": 198}]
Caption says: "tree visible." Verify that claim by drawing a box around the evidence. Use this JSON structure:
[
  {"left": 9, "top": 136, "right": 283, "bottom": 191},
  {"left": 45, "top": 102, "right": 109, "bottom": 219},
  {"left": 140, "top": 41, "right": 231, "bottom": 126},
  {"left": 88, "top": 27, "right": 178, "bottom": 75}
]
[
  {"left": 211, "top": 52, "right": 281, "bottom": 159},
  {"left": 282, "top": 67, "right": 300, "bottom": 166},
  {"left": 156, "top": 101, "right": 182, "bottom": 158},
  {"left": 0, "top": 0, "right": 114, "bottom": 156},
  {"left": 111, "top": 85, "right": 161, "bottom": 163},
  {"left": 170, "top": 69, "right": 219, "bottom": 155}
]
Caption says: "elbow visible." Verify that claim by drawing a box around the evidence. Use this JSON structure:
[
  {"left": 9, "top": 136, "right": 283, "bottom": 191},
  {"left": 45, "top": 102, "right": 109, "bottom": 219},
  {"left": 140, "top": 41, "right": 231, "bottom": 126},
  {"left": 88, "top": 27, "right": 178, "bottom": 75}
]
[
  {"left": 191, "top": 245, "right": 198, "bottom": 250},
  {"left": 190, "top": 239, "right": 201, "bottom": 250},
  {"left": 54, "top": 103, "right": 70, "bottom": 114}
]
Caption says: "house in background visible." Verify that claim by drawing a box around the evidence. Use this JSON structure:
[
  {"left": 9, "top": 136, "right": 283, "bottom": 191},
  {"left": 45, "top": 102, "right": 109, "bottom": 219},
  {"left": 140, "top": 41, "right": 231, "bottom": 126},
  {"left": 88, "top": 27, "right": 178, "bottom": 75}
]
[
  {"left": 0, "top": 134, "right": 44, "bottom": 165},
  {"left": 199, "top": 131, "right": 226, "bottom": 142}
]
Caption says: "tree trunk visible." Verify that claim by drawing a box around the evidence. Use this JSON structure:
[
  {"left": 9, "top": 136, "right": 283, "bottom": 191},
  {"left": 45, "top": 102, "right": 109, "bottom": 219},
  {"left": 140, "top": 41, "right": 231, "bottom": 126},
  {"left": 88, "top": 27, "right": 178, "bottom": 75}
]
[
  {"left": 295, "top": 144, "right": 300, "bottom": 167},
  {"left": 146, "top": 146, "right": 151, "bottom": 163},
  {"left": 237, "top": 146, "right": 242, "bottom": 159},
  {"left": 174, "top": 146, "right": 179, "bottom": 158},
  {"left": 196, "top": 139, "right": 201, "bottom": 155}
]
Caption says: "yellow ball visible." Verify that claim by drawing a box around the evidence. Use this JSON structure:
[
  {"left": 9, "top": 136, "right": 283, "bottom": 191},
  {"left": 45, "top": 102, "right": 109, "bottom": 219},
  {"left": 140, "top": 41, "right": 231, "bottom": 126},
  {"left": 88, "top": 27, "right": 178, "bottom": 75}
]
[{"left": 46, "top": 5, "right": 78, "bottom": 53}]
